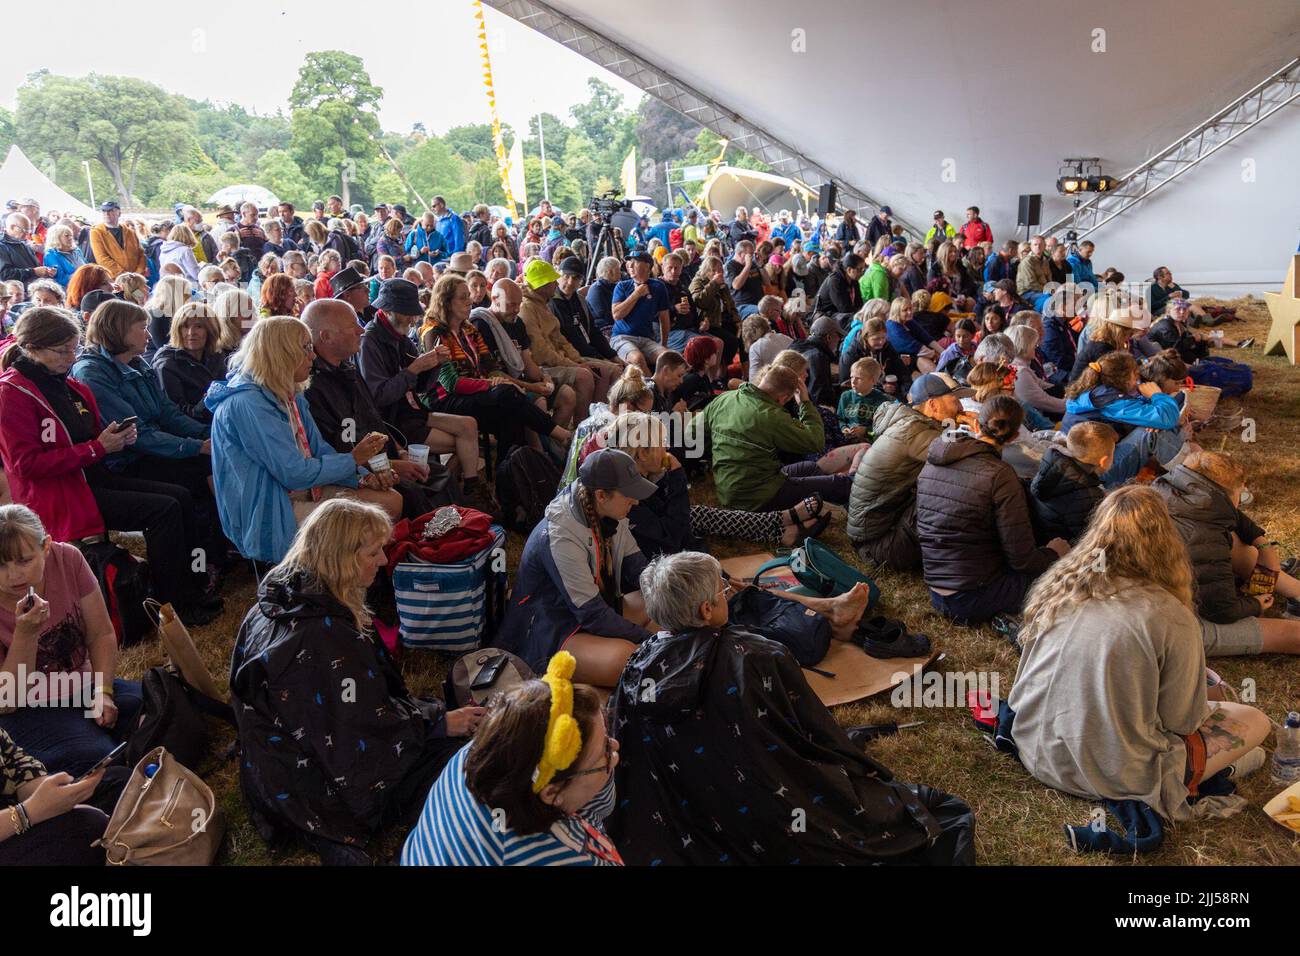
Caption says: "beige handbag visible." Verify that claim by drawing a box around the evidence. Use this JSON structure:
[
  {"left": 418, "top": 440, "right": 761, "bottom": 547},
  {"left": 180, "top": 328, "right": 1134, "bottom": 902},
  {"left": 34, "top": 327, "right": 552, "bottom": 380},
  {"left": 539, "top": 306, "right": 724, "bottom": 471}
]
[
  {"left": 144, "top": 600, "right": 224, "bottom": 701},
  {"left": 96, "top": 746, "right": 225, "bottom": 865}
]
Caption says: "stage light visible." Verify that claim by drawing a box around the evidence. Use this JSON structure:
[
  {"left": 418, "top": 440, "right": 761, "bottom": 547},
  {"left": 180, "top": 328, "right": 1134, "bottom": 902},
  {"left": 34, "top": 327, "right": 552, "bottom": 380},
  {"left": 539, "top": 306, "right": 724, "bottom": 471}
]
[
  {"left": 1057, "top": 177, "right": 1083, "bottom": 194},
  {"left": 1056, "top": 159, "right": 1120, "bottom": 195}
]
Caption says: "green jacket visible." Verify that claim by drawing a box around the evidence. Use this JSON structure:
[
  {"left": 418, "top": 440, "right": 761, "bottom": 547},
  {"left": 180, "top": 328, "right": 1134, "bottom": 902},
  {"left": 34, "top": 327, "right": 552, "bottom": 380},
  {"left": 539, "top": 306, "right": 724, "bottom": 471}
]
[
  {"left": 700, "top": 383, "right": 824, "bottom": 510},
  {"left": 858, "top": 261, "right": 891, "bottom": 302}
]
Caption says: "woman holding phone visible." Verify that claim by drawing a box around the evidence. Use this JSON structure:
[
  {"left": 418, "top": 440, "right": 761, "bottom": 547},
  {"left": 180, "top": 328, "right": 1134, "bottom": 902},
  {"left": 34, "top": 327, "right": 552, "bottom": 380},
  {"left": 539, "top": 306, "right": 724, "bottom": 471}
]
[
  {"left": 0, "top": 504, "right": 143, "bottom": 777},
  {"left": 0, "top": 307, "right": 219, "bottom": 623}
]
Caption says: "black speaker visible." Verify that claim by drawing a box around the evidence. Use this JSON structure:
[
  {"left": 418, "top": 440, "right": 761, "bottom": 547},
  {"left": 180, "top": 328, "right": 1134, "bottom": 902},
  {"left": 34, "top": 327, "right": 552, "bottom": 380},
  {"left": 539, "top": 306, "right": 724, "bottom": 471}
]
[
  {"left": 817, "top": 182, "right": 838, "bottom": 216},
  {"left": 1017, "top": 194, "right": 1042, "bottom": 227}
]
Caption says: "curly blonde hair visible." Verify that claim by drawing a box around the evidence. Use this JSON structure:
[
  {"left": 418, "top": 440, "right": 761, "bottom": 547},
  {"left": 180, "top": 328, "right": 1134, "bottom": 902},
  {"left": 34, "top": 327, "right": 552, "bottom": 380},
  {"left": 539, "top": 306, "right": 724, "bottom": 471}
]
[{"left": 1018, "top": 485, "right": 1193, "bottom": 646}]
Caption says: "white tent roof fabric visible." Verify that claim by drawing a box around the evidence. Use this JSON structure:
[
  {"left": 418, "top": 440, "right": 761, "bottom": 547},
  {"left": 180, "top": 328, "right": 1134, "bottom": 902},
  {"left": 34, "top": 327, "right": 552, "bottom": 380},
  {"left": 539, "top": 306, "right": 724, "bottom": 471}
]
[
  {"left": 0, "top": 145, "right": 98, "bottom": 221},
  {"left": 490, "top": 0, "right": 1300, "bottom": 295}
]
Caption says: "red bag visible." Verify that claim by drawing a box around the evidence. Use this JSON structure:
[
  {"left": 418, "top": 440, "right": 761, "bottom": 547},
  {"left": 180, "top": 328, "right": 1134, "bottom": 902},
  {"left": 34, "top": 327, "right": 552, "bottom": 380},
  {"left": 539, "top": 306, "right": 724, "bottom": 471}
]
[{"left": 386, "top": 505, "right": 494, "bottom": 566}]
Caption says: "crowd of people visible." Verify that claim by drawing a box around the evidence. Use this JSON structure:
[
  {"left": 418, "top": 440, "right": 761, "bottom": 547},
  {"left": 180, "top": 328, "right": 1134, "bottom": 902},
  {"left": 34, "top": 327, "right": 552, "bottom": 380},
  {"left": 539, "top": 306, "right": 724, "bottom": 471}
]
[{"left": 0, "top": 189, "right": 1287, "bottom": 866}]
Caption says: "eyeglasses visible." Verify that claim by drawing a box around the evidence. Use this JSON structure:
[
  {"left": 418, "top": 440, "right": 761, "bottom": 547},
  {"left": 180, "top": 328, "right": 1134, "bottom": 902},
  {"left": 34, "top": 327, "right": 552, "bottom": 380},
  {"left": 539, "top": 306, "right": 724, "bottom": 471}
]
[
  {"left": 557, "top": 735, "right": 615, "bottom": 782},
  {"left": 39, "top": 344, "right": 79, "bottom": 357}
]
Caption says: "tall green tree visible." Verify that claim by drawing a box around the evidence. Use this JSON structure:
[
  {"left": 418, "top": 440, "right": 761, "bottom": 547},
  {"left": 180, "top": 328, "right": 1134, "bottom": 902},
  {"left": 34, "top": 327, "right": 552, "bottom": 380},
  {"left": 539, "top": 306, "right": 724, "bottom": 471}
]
[
  {"left": 524, "top": 113, "right": 569, "bottom": 165},
  {"left": 288, "top": 51, "right": 383, "bottom": 208},
  {"left": 16, "top": 73, "right": 195, "bottom": 206},
  {"left": 0, "top": 107, "right": 14, "bottom": 157},
  {"left": 255, "top": 149, "right": 313, "bottom": 208},
  {"left": 569, "top": 78, "right": 627, "bottom": 153}
]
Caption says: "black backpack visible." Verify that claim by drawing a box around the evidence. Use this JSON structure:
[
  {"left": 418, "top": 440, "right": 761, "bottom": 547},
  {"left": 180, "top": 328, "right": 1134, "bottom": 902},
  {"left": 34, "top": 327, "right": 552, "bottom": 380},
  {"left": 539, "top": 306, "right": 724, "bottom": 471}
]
[
  {"left": 76, "top": 539, "right": 153, "bottom": 647},
  {"left": 494, "top": 446, "right": 560, "bottom": 531},
  {"left": 127, "top": 666, "right": 237, "bottom": 770}
]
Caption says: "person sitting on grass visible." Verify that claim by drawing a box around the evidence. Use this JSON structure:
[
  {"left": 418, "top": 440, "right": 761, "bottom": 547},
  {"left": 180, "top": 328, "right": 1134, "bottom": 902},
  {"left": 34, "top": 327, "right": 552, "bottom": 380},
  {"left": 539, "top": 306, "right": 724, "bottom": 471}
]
[
  {"left": 1152, "top": 450, "right": 1300, "bottom": 657},
  {"left": 700, "top": 363, "right": 852, "bottom": 511},
  {"left": 1061, "top": 350, "right": 1185, "bottom": 488},
  {"left": 842, "top": 314, "right": 911, "bottom": 392},
  {"left": 937, "top": 318, "right": 977, "bottom": 376},
  {"left": 492, "top": 449, "right": 659, "bottom": 687},
  {"left": 741, "top": 313, "right": 792, "bottom": 384},
  {"left": 1148, "top": 296, "right": 1212, "bottom": 364},
  {"left": 1009, "top": 485, "right": 1272, "bottom": 829},
  {"left": 606, "top": 550, "right": 976, "bottom": 867},
  {"left": 402, "top": 652, "right": 622, "bottom": 866},
  {"left": 0, "top": 727, "right": 126, "bottom": 866},
  {"left": 231, "top": 499, "right": 485, "bottom": 866},
  {"left": 847, "top": 373, "right": 967, "bottom": 572},
  {"left": 1028, "top": 421, "right": 1116, "bottom": 545},
  {"left": 838, "top": 357, "right": 892, "bottom": 443},
  {"left": 0, "top": 504, "right": 142, "bottom": 777},
  {"left": 917, "top": 395, "right": 1069, "bottom": 625}
]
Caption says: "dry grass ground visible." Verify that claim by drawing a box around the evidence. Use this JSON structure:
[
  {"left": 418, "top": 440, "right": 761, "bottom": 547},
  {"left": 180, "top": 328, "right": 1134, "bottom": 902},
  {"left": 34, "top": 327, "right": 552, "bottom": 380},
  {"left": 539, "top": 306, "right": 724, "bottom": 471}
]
[{"left": 116, "top": 297, "right": 1300, "bottom": 865}]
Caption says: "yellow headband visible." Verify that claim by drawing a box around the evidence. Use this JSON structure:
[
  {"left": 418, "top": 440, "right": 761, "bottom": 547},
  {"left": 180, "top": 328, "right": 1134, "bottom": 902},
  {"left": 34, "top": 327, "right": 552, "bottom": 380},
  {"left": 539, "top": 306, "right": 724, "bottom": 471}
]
[{"left": 531, "top": 651, "right": 584, "bottom": 793}]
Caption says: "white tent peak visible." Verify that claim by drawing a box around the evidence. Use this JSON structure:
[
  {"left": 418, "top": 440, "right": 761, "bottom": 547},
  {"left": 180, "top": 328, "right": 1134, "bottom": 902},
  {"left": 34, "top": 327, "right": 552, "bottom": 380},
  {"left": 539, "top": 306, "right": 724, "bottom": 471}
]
[{"left": 0, "top": 145, "right": 98, "bottom": 221}]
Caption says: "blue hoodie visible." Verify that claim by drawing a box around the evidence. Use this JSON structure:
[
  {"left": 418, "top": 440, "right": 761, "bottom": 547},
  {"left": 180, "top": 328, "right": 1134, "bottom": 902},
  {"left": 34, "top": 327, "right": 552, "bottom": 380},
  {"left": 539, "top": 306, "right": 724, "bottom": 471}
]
[
  {"left": 1061, "top": 385, "right": 1181, "bottom": 435},
  {"left": 1066, "top": 253, "right": 1096, "bottom": 290},
  {"left": 72, "top": 347, "right": 208, "bottom": 467},
  {"left": 404, "top": 224, "right": 447, "bottom": 265},
  {"left": 205, "top": 373, "right": 360, "bottom": 563},
  {"left": 435, "top": 211, "right": 466, "bottom": 255}
]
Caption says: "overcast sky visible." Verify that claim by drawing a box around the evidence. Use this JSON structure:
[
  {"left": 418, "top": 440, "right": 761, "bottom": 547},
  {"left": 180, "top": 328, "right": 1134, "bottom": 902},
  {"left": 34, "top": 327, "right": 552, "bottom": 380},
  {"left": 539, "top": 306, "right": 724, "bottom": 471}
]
[{"left": 1, "top": 0, "right": 643, "bottom": 135}]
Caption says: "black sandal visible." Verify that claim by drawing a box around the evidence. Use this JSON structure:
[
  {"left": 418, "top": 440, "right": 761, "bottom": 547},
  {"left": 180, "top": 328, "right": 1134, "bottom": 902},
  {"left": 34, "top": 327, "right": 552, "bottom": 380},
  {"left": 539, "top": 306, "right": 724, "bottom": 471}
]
[{"left": 785, "top": 493, "right": 824, "bottom": 526}]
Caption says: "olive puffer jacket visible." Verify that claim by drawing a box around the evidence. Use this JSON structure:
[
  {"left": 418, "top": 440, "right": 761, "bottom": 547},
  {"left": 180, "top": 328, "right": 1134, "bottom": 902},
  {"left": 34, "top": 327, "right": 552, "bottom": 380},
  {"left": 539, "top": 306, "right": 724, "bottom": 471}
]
[
  {"left": 1151, "top": 465, "right": 1265, "bottom": 624},
  {"left": 847, "top": 401, "right": 944, "bottom": 545},
  {"left": 915, "top": 430, "right": 1056, "bottom": 591}
]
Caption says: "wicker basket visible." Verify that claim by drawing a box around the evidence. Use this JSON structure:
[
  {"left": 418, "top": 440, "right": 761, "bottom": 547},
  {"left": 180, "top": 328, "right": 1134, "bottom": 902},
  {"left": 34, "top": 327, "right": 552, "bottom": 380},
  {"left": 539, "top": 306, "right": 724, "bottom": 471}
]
[{"left": 1182, "top": 384, "right": 1221, "bottom": 422}]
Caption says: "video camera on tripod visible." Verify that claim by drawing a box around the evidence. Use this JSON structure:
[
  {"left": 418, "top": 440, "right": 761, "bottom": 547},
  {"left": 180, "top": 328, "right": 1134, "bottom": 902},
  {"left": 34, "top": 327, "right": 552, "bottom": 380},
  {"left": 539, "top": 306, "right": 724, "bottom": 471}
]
[
  {"left": 584, "top": 190, "right": 643, "bottom": 284},
  {"left": 588, "top": 189, "right": 634, "bottom": 219}
]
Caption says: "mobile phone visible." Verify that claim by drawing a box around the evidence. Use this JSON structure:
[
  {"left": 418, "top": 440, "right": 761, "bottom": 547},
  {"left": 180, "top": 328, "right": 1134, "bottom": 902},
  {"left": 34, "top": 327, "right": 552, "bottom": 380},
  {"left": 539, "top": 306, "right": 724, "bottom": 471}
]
[
  {"left": 20, "top": 586, "right": 36, "bottom": 612},
  {"left": 114, "top": 416, "right": 139, "bottom": 433},
  {"left": 74, "top": 741, "right": 128, "bottom": 782},
  {"left": 470, "top": 655, "right": 509, "bottom": 691}
]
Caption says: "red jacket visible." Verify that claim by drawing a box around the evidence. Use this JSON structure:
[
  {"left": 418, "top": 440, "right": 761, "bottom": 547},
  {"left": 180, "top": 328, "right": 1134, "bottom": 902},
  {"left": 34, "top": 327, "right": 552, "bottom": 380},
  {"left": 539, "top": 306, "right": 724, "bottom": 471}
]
[
  {"left": 958, "top": 219, "right": 993, "bottom": 249},
  {"left": 0, "top": 366, "right": 107, "bottom": 540}
]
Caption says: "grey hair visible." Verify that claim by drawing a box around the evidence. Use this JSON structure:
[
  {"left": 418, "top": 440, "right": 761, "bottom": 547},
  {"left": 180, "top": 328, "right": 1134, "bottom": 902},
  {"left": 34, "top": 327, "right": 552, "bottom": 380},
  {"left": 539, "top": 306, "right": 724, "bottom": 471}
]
[
  {"left": 197, "top": 265, "right": 224, "bottom": 285},
  {"left": 1005, "top": 323, "right": 1040, "bottom": 360},
  {"left": 597, "top": 256, "right": 621, "bottom": 281},
  {"left": 975, "top": 332, "right": 1016, "bottom": 367},
  {"left": 639, "top": 551, "right": 723, "bottom": 633}
]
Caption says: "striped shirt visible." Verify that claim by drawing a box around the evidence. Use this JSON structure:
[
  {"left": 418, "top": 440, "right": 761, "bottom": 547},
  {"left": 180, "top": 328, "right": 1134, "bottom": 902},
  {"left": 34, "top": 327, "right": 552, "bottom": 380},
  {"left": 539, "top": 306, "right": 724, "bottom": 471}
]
[{"left": 400, "top": 746, "right": 621, "bottom": 866}]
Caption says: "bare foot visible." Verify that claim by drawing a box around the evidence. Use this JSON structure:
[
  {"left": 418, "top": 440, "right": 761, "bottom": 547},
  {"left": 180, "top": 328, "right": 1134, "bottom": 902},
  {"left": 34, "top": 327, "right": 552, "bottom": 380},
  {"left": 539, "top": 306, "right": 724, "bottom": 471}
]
[{"left": 827, "top": 583, "right": 872, "bottom": 641}]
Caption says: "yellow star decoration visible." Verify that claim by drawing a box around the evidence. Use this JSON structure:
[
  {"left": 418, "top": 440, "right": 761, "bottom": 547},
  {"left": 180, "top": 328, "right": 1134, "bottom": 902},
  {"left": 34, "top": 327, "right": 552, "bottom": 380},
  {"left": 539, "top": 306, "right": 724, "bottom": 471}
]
[{"left": 1264, "top": 254, "right": 1300, "bottom": 365}]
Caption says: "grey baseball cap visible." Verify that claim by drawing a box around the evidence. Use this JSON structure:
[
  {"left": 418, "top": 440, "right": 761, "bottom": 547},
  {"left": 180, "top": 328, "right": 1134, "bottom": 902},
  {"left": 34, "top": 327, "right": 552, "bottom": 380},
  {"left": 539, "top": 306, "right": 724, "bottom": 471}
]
[{"left": 578, "top": 448, "right": 659, "bottom": 500}]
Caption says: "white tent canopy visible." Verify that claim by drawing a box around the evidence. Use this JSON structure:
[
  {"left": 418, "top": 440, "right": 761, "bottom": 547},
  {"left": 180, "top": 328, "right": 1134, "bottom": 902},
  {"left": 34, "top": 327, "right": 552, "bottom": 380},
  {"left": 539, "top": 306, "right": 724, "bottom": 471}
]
[
  {"left": 486, "top": 0, "right": 1300, "bottom": 296},
  {"left": 206, "top": 184, "right": 281, "bottom": 210},
  {"left": 0, "top": 145, "right": 98, "bottom": 221}
]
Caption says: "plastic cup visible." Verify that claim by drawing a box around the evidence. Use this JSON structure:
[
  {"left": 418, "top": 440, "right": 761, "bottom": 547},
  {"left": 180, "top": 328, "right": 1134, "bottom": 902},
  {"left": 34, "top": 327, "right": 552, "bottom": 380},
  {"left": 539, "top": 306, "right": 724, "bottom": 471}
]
[
  {"left": 368, "top": 453, "right": 390, "bottom": 473},
  {"left": 407, "top": 444, "right": 430, "bottom": 466}
]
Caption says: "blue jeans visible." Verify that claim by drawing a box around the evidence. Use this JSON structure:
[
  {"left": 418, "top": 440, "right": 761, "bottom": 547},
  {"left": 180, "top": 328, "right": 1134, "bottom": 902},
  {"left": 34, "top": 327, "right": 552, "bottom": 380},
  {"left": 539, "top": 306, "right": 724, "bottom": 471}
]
[
  {"left": 930, "top": 569, "right": 1033, "bottom": 625},
  {"left": 667, "top": 329, "right": 705, "bottom": 352},
  {"left": 0, "top": 678, "right": 143, "bottom": 776},
  {"left": 1101, "top": 426, "right": 1184, "bottom": 488},
  {"left": 738, "top": 304, "right": 761, "bottom": 320}
]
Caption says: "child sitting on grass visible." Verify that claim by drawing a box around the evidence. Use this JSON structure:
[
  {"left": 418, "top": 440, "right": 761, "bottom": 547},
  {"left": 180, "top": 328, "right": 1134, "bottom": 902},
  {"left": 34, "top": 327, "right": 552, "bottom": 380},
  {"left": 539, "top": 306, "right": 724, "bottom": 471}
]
[
  {"left": 937, "top": 318, "right": 977, "bottom": 376},
  {"left": 837, "top": 357, "right": 891, "bottom": 443},
  {"left": 1029, "top": 421, "right": 1116, "bottom": 545}
]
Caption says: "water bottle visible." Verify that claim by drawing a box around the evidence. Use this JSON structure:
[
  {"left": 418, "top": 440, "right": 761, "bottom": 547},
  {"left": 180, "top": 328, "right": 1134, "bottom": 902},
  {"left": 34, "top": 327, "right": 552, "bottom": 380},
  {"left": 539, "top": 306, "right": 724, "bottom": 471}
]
[{"left": 1271, "top": 712, "right": 1300, "bottom": 787}]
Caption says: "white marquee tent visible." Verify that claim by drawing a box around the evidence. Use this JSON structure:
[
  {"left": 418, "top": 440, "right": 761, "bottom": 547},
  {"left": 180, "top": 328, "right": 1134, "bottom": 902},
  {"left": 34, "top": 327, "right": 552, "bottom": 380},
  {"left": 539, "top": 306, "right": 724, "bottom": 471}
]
[
  {"left": 0, "top": 145, "right": 98, "bottom": 221},
  {"left": 484, "top": 0, "right": 1300, "bottom": 296}
]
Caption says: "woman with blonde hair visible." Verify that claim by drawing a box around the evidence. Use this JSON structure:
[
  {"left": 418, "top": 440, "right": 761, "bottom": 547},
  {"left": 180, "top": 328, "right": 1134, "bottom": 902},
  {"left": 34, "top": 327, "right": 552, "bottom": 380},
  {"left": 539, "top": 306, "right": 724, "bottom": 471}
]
[
  {"left": 144, "top": 273, "right": 192, "bottom": 355},
  {"left": 40, "top": 223, "right": 85, "bottom": 289},
  {"left": 151, "top": 301, "right": 226, "bottom": 422},
  {"left": 113, "top": 271, "right": 148, "bottom": 308},
  {"left": 231, "top": 498, "right": 483, "bottom": 865},
  {"left": 313, "top": 249, "right": 342, "bottom": 301},
  {"left": 1009, "top": 485, "right": 1271, "bottom": 827},
  {"left": 206, "top": 316, "right": 401, "bottom": 565},
  {"left": 213, "top": 287, "right": 256, "bottom": 355},
  {"left": 1069, "top": 290, "right": 1149, "bottom": 379},
  {"left": 159, "top": 222, "right": 200, "bottom": 283}
]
